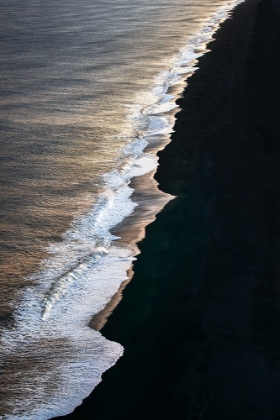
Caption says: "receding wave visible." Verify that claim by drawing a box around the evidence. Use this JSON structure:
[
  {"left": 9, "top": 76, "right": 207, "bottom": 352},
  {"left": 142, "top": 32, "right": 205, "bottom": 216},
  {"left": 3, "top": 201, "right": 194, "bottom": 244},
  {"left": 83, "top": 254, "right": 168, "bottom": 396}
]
[{"left": 0, "top": 1, "right": 244, "bottom": 418}]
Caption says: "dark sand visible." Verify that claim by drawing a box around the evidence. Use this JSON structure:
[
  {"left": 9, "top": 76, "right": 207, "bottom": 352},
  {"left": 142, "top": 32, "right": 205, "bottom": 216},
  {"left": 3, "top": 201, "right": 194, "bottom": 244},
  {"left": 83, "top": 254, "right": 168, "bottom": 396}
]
[{"left": 54, "top": 0, "right": 280, "bottom": 418}]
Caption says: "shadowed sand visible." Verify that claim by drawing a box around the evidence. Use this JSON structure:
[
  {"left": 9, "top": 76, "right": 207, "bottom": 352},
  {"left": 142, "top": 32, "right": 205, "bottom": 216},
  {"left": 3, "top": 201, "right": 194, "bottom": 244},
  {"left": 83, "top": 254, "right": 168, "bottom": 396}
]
[{"left": 90, "top": 167, "right": 174, "bottom": 331}]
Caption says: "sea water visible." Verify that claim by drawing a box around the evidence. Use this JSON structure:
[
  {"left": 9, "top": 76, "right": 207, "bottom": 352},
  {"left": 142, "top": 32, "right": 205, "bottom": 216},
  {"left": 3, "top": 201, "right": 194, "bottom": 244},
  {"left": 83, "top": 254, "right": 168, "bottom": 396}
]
[{"left": 0, "top": 0, "right": 243, "bottom": 418}]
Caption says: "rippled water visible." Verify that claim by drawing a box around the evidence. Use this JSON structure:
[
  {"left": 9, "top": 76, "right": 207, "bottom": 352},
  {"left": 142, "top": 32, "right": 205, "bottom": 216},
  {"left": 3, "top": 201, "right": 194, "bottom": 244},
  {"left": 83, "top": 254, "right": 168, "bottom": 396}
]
[{"left": 0, "top": 0, "right": 243, "bottom": 418}]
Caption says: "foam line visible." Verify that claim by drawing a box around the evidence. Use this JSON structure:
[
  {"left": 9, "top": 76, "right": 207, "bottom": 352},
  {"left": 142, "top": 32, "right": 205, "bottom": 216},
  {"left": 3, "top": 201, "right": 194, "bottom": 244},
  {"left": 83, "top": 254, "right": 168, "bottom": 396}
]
[{"left": 0, "top": 1, "right": 245, "bottom": 417}]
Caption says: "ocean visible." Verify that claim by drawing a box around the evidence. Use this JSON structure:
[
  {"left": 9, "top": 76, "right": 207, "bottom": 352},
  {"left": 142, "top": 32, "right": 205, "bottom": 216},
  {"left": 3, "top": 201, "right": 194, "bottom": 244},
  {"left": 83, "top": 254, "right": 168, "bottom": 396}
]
[{"left": 0, "top": 0, "right": 243, "bottom": 418}]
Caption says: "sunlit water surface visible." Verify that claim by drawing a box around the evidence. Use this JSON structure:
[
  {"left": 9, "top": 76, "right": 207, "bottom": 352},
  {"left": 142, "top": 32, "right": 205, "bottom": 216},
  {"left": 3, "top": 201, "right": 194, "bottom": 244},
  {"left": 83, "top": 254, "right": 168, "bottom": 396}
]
[{"left": 0, "top": 0, "right": 243, "bottom": 417}]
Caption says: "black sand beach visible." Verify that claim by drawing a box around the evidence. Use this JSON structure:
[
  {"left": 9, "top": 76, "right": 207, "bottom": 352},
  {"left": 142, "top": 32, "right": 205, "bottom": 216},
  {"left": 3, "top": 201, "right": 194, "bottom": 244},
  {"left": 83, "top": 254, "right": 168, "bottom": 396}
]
[{"left": 55, "top": 0, "right": 280, "bottom": 418}]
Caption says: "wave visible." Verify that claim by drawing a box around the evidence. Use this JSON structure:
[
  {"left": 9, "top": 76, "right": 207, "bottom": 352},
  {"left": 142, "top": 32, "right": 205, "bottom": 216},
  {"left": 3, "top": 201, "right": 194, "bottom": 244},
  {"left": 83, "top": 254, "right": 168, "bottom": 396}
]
[{"left": 0, "top": 0, "right": 244, "bottom": 418}]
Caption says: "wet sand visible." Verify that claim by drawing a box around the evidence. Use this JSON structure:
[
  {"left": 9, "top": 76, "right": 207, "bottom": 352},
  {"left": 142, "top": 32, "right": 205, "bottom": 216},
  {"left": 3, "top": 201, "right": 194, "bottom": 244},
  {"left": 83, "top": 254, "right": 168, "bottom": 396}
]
[{"left": 54, "top": 0, "right": 280, "bottom": 418}]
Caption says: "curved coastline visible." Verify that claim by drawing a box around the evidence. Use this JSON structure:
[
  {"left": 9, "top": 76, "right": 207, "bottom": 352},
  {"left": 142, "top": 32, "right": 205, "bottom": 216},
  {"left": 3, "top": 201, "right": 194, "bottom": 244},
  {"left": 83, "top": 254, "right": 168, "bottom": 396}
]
[
  {"left": 54, "top": 0, "right": 280, "bottom": 418},
  {"left": 0, "top": 1, "right": 249, "bottom": 419}
]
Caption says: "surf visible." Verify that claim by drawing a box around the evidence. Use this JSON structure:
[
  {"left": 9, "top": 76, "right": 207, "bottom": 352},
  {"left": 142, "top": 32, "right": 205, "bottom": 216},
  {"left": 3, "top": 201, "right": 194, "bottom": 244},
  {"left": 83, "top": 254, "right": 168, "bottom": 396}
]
[{"left": 0, "top": 0, "right": 244, "bottom": 418}]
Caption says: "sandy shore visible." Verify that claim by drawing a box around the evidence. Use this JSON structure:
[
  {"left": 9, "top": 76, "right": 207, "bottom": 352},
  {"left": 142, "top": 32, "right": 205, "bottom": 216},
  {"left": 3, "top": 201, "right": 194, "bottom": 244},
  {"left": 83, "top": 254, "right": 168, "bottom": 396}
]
[{"left": 54, "top": 0, "right": 280, "bottom": 418}]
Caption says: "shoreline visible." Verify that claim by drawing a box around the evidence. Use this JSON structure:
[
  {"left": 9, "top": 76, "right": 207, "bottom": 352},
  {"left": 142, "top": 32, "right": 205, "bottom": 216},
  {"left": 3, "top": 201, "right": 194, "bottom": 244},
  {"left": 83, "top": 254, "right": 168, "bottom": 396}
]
[
  {"left": 89, "top": 0, "right": 243, "bottom": 332},
  {"left": 0, "top": 2, "right": 247, "bottom": 418},
  {"left": 54, "top": 0, "right": 280, "bottom": 418}
]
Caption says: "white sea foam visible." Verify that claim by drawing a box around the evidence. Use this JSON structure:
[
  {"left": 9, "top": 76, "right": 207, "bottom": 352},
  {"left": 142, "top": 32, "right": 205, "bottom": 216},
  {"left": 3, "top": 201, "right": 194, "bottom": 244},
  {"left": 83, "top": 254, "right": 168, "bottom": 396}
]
[{"left": 0, "top": 0, "right": 245, "bottom": 418}]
